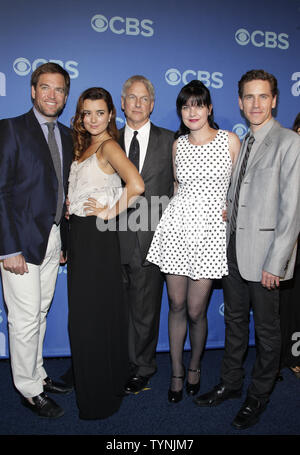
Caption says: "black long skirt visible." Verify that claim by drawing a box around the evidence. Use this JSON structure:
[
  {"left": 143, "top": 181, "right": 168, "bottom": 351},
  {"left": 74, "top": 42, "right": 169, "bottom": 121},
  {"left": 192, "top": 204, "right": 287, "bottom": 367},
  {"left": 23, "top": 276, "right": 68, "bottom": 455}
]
[{"left": 67, "top": 215, "right": 129, "bottom": 419}]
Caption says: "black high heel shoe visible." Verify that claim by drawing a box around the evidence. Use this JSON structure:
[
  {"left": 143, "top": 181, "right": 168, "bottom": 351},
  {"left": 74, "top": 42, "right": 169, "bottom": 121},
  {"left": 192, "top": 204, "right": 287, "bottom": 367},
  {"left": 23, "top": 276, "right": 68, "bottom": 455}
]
[
  {"left": 168, "top": 369, "right": 186, "bottom": 403},
  {"left": 186, "top": 368, "right": 200, "bottom": 396}
]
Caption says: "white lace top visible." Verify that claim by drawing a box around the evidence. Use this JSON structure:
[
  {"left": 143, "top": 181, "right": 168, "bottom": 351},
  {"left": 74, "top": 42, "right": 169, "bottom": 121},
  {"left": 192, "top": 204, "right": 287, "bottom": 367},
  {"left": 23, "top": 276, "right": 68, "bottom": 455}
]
[{"left": 68, "top": 153, "right": 122, "bottom": 217}]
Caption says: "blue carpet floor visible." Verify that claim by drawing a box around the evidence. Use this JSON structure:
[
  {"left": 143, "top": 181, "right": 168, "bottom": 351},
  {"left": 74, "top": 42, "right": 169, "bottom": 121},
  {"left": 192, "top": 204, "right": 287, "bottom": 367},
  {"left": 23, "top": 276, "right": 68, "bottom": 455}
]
[{"left": 0, "top": 348, "right": 299, "bottom": 445}]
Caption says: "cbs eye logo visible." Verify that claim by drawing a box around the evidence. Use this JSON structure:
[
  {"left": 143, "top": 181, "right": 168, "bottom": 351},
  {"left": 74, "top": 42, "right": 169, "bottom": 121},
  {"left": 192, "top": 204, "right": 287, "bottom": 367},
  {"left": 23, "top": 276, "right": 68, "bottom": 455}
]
[
  {"left": 235, "top": 29, "right": 251, "bottom": 46},
  {"left": 91, "top": 14, "right": 109, "bottom": 32},
  {"left": 116, "top": 117, "right": 125, "bottom": 128},
  {"left": 13, "top": 57, "right": 31, "bottom": 76},
  {"left": 235, "top": 28, "right": 289, "bottom": 50},
  {"left": 58, "top": 265, "right": 67, "bottom": 274},
  {"left": 219, "top": 303, "right": 225, "bottom": 317},
  {"left": 165, "top": 69, "right": 181, "bottom": 86},
  {"left": 232, "top": 123, "right": 248, "bottom": 140}
]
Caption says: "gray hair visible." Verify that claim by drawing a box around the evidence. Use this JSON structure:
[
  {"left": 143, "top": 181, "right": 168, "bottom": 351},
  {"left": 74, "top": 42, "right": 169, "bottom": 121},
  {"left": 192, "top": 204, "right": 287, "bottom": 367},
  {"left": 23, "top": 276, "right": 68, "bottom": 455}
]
[{"left": 121, "top": 75, "right": 155, "bottom": 101}]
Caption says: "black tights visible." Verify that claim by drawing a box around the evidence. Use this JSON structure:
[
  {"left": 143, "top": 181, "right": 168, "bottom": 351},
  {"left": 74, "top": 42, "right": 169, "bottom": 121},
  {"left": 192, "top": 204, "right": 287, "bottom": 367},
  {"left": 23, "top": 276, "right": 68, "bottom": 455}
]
[{"left": 166, "top": 274, "right": 212, "bottom": 391}]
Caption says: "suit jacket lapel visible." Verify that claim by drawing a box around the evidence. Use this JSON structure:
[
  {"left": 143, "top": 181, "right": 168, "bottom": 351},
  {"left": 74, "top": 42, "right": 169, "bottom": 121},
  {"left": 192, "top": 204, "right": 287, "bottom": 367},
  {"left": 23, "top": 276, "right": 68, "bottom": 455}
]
[
  {"left": 245, "top": 120, "right": 280, "bottom": 175},
  {"left": 25, "top": 110, "right": 55, "bottom": 173},
  {"left": 245, "top": 136, "right": 272, "bottom": 173},
  {"left": 118, "top": 128, "right": 125, "bottom": 153},
  {"left": 58, "top": 123, "right": 72, "bottom": 187},
  {"left": 141, "top": 123, "right": 158, "bottom": 179}
]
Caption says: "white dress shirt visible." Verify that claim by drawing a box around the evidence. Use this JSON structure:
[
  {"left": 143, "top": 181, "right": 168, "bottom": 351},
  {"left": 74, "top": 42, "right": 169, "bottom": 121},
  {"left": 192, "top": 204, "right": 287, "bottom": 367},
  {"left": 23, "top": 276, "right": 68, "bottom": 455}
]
[{"left": 124, "top": 120, "right": 151, "bottom": 173}]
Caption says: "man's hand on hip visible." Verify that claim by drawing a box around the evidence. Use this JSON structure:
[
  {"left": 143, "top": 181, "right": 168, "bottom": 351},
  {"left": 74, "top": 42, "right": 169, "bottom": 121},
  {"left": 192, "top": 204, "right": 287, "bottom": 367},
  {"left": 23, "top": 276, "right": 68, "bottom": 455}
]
[{"left": 3, "top": 254, "right": 29, "bottom": 275}]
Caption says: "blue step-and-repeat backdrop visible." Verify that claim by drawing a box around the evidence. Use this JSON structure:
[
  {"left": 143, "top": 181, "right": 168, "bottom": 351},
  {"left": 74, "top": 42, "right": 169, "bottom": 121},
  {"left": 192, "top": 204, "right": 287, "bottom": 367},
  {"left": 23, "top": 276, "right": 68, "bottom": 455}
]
[{"left": 0, "top": 0, "right": 299, "bottom": 358}]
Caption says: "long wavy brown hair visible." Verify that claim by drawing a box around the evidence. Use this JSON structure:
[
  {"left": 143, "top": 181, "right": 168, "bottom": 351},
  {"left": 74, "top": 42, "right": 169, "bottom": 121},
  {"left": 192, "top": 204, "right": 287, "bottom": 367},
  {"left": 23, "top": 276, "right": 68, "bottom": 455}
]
[{"left": 72, "top": 87, "right": 119, "bottom": 160}]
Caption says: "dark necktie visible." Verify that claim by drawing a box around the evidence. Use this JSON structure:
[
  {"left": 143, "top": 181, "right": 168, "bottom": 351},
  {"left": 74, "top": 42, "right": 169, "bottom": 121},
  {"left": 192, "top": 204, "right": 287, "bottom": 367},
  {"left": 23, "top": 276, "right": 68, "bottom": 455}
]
[
  {"left": 230, "top": 133, "right": 255, "bottom": 235},
  {"left": 46, "top": 122, "right": 63, "bottom": 224},
  {"left": 128, "top": 130, "right": 140, "bottom": 171}
]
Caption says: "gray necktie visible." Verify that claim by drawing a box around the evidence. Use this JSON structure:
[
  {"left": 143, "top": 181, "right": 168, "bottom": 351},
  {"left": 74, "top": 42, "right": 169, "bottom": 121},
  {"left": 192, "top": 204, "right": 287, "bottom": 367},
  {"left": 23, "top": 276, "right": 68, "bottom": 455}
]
[
  {"left": 46, "top": 122, "right": 63, "bottom": 224},
  {"left": 230, "top": 133, "right": 255, "bottom": 235},
  {"left": 128, "top": 130, "right": 140, "bottom": 171}
]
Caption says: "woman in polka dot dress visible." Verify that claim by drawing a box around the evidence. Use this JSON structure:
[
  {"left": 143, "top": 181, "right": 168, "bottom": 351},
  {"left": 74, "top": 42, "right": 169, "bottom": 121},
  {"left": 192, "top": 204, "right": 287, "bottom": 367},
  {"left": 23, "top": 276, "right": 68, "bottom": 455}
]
[{"left": 147, "top": 80, "right": 240, "bottom": 403}]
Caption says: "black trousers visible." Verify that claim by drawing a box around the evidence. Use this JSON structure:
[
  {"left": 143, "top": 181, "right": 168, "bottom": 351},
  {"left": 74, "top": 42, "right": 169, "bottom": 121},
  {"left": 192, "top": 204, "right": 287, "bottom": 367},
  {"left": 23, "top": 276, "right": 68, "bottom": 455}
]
[
  {"left": 122, "top": 238, "right": 164, "bottom": 378},
  {"left": 221, "top": 234, "right": 281, "bottom": 402}
]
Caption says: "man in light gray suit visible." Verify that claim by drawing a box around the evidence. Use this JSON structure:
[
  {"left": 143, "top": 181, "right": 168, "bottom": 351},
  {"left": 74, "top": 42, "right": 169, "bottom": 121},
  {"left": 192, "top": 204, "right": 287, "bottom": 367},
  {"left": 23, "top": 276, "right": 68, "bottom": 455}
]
[{"left": 194, "top": 70, "right": 300, "bottom": 429}]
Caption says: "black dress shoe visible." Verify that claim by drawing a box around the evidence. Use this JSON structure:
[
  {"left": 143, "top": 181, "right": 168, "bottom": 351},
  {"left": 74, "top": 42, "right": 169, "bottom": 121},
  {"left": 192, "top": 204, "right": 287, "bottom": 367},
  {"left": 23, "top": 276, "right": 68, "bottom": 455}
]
[
  {"left": 43, "top": 376, "right": 73, "bottom": 394},
  {"left": 193, "top": 383, "right": 242, "bottom": 407},
  {"left": 186, "top": 368, "right": 200, "bottom": 396},
  {"left": 231, "top": 396, "right": 267, "bottom": 430},
  {"left": 168, "top": 388, "right": 183, "bottom": 403},
  {"left": 125, "top": 375, "right": 150, "bottom": 394},
  {"left": 21, "top": 392, "right": 64, "bottom": 418}
]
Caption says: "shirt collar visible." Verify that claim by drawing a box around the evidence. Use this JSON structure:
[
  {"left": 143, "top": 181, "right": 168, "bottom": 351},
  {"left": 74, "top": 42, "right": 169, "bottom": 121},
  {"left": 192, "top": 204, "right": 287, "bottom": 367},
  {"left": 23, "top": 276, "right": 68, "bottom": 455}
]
[
  {"left": 251, "top": 117, "right": 275, "bottom": 143},
  {"left": 33, "top": 106, "right": 57, "bottom": 127},
  {"left": 125, "top": 119, "right": 151, "bottom": 137}
]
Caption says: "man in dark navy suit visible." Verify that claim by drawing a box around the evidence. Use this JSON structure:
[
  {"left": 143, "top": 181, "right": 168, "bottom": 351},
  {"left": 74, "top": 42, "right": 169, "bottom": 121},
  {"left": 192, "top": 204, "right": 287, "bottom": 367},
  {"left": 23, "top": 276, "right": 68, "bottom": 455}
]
[{"left": 0, "top": 63, "right": 73, "bottom": 418}]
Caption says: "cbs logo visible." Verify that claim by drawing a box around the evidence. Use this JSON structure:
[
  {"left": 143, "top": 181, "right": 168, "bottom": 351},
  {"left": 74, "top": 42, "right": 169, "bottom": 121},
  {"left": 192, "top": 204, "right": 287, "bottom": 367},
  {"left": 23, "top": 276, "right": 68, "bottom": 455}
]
[
  {"left": 219, "top": 303, "right": 225, "bottom": 317},
  {"left": 13, "top": 58, "right": 79, "bottom": 79},
  {"left": 291, "top": 72, "right": 300, "bottom": 97},
  {"left": 0, "top": 72, "right": 6, "bottom": 96},
  {"left": 232, "top": 123, "right": 249, "bottom": 140},
  {"left": 165, "top": 68, "right": 223, "bottom": 89},
  {"left": 91, "top": 14, "right": 154, "bottom": 37},
  {"left": 235, "top": 28, "right": 289, "bottom": 50},
  {"left": 116, "top": 117, "right": 125, "bottom": 129},
  {"left": 58, "top": 265, "right": 67, "bottom": 274}
]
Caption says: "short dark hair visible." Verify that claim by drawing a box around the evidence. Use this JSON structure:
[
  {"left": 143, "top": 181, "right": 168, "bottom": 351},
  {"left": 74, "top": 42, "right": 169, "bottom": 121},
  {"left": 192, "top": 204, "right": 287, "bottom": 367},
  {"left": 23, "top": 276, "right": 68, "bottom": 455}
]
[
  {"left": 175, "top": 80, "right": 218, "bottom": 138},
  {"left": 238, "top": 69, "right": 278, "bottom": 98},
  {"left": 30, "top": 62, "right": 70, "bottom": 96}
]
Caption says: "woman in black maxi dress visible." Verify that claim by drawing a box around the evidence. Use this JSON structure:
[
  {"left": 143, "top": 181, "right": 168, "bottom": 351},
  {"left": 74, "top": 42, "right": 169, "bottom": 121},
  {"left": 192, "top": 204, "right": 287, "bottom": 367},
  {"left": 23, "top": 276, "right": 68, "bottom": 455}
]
[{"left": 67, "top": 87, "right": 144, "bottom": 419}]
